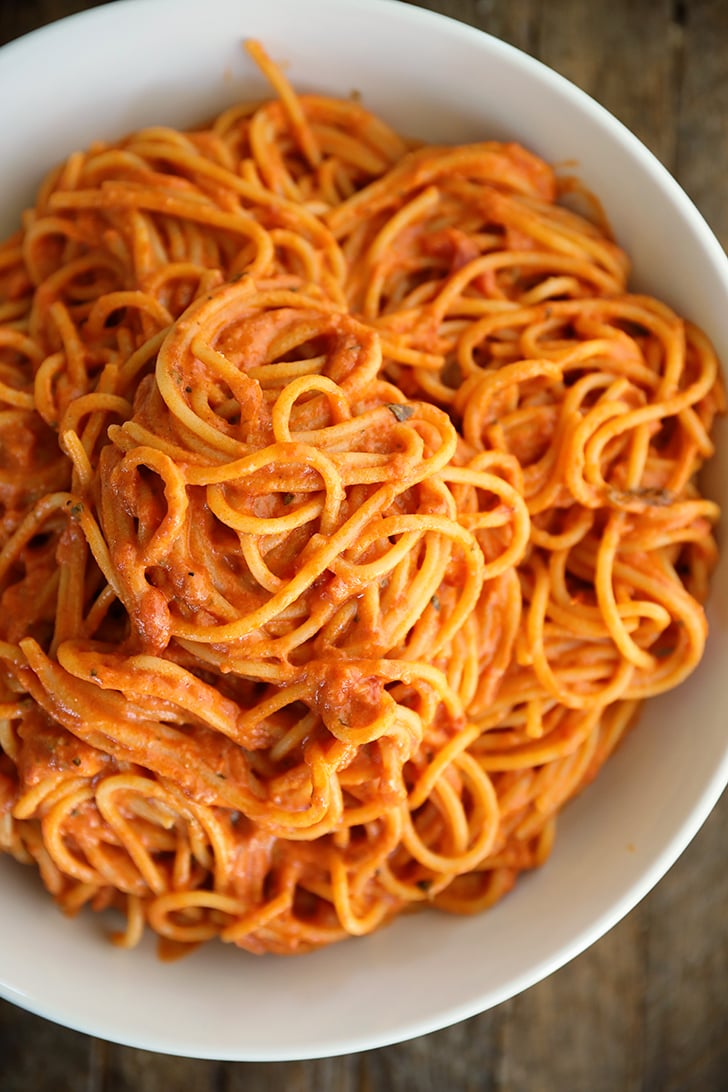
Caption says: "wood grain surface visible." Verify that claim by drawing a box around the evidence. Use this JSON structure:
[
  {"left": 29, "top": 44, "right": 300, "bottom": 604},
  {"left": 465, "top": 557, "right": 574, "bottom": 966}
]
[{"left": 0, "top": 2, "right": 726, "bottom": 1089}]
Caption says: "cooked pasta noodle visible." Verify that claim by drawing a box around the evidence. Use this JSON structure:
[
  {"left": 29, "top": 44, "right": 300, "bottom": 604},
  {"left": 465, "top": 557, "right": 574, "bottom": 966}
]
[{"left": 0, "top": 41, "right": 722, "bottom": 956}]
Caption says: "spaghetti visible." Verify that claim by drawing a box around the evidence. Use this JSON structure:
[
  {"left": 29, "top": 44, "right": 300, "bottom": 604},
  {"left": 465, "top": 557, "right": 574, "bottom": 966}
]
[{"left": 0, "top": 41, "right": 722, "bottom": 955}]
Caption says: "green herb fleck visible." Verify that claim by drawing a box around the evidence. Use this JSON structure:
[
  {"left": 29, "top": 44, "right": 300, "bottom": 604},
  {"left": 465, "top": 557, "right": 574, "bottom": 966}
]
[
  {"left": 281, "top": 493, "right": 295, "bottom": 505},
  {"left": 71, "top": 757, "right": 82, "bottom": 767},
  {"left": 431, "top": 594, "right": 440, "bottom": 611}
]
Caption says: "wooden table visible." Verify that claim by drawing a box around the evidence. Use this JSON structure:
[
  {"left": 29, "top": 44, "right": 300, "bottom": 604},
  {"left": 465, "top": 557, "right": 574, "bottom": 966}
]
[{"left": 0, "top": 2, "right": 725, "bottom": 1088}]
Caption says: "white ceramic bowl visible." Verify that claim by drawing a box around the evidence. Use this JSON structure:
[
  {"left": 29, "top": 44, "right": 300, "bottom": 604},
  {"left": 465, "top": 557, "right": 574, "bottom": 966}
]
[{"left": 0, "top": 0, "right": 726, "bottom": 1062}]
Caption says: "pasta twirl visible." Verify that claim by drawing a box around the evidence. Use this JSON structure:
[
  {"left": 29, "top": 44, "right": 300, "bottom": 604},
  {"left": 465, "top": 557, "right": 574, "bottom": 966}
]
[{"left": 0, "top": 42, "right": 722, "bottom": 956}]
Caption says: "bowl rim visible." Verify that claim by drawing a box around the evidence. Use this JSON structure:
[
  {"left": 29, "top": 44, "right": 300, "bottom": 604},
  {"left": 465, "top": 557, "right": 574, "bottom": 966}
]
[{"left": 0, "top": 0, "right": 727, "bottom": 1061}]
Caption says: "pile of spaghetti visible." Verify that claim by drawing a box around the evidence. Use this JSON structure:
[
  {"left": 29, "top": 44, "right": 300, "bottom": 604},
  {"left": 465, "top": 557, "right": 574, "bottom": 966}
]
[{"left": 0, "top": 43, "right": 722, "bottom": 956}]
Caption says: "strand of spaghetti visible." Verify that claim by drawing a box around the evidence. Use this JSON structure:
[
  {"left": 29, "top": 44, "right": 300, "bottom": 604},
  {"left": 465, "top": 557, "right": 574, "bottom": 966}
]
[
  {"left": 56, "top": 645, "right": 255, "bottom": 745},
  {"left": 84, "top": 290, "right": 174, "bottom": 338},
  {"left": 595, "top": 513, "right": 657, "bottom": 670},
  {"left": 0, "top": 492, "right": 74, "bottom": 584},
  {"left": 400, "top": 754, "right": 500, "bottom": 874},
  {"left": 474, "top": 707, "right": 603, "bottom": 771},
  {"left": 0, "top": 379, "right": 34, "bottom": 409},
  {"left": 611, "top": 559, "right": 708, "bottom": 697},
  {"left": 271, "top": 373, "right": 352, "bottom": 441},
  {"left": 60, "top": 430, "right": 93, "bottom": 491},
  {"left": 59, "top": 393, "right": 133, "bottom": 437},
  {"left": 50, "top": 528, "right": 87, "bottom": 655},
  {"left": 201, "top": 444, "right": 345, "bottom": 530},
  {"left": 112, "top": 447, "right": 189, "bottom": 566},
  {"left": 110, "top": 894, "right": 145, "bottom": 949},
  {"left": 220, "top": 887, "right": 298, "bottom": 943},
  {"left": 147, "top": 890, "right": 249, "bottom": 943},
  {"left": 526, "top": 555, "right": 636, "bottom": 709},
  {"left": 171, "top": 481, "right": 400, "bottom": 642},
  {"left": 328, "top": 854, "right": 394, "bottom": 936},
  {"left": 584, "top": 361, "right": 719, "bottom": 472},
  {"left": 245, "top": 40, "right": 322, "bottom": 170},
  {"left": 48, "top": 300, "right": 88, "bottom": 391},
  {"left": 154, "top": 287, "right": 339, "bottom": 455},
  {"left": 94, "top": 777, "right": 169, "bottom": 895},
  {"left": 11, "top": 773, "right": 80, "bottom": 820},
  {"left": 160, "top": 782, "right": 238, "bottom": 889},
  {"left": 208, "top": 488, "right": 324, "bottom": 536},
  {"left": 17, "top": 640, "right": 340, "bottom": 831},
  {"left": 47, "top": 185, "right": 279, "bottom": 258},
  {"left": 40, "top": 783, "right": 99, "bottom": 885},
  {"left": 326, "top": 143, "right": 557, "bottom": 239},
  {"left": 408, "top": 721, "right": 484, "bottom": 810}
]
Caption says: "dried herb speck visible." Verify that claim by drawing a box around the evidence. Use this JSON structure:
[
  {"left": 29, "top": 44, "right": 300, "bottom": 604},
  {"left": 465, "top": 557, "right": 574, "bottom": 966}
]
[{"left": 387, "top": 403, "right": 415, "bottom": 422}]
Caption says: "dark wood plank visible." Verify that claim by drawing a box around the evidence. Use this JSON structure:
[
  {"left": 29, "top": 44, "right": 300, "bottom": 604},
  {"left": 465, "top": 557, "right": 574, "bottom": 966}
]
[
  {"left": 0, "top": 1002, "right": 101, "bottom": 1092},
  {"left": 642, "top": 797, "right": 728, "bottom": 1092},
  {"left": 675, "top": 0, "right": 728, "bottom": 247},
  {"left": 0, "top": 0, "right": 106, "bottom": 46},
  {"left": 404, "top": 0, "right": 539, "bottom": 53},
  {"left": 222, "top": 1057, "right": 360, "bottom": 1092},
  {"left": 498, "top": 916, "right": 649, "bottom": 1092},
  {"left": 537, "top": 0, "right": 680, "bottom": 167},
  {"left": 99, "top": 1046, "right": 223, "bottom": 1092},
  {"left": 358, "top": 1007, "right": 505, "bottom": 1092}
]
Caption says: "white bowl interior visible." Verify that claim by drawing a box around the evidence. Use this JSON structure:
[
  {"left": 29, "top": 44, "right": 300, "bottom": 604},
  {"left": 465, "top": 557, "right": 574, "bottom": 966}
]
[{"left": 0, "top": 0, "right": 726, "bottom": 1061}]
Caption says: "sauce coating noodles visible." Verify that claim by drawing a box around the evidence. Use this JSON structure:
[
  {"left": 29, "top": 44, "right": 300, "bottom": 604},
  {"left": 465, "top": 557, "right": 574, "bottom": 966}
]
[{"left": 0, "top": 42, "right": 722, "bottom": 955}]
